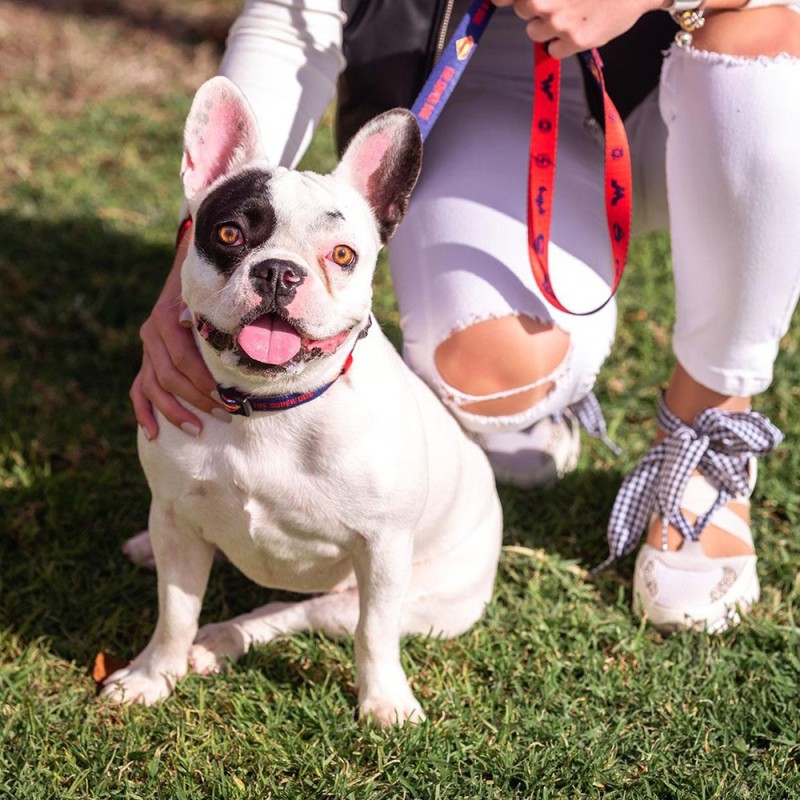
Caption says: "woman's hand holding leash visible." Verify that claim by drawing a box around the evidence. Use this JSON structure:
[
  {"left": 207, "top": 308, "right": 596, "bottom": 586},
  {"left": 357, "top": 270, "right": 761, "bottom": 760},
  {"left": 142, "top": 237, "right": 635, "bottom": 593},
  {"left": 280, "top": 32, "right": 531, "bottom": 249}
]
[{"left": 492, "top": 0, "right": 664, "bottom": 57}]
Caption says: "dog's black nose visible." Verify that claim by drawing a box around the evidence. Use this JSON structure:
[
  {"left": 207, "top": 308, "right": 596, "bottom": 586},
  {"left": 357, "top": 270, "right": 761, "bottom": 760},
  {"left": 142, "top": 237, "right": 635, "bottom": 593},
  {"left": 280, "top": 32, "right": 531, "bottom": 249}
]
[{"left": 250, "top": 259, "right": 303, "bottom": 301}]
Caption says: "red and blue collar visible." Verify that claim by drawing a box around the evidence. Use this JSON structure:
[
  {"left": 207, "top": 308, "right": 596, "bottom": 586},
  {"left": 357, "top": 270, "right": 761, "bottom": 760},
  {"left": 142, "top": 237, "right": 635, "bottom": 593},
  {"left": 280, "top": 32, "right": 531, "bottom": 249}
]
[{"left": 217, "top": 352, "right": 355, "bottom": 416}]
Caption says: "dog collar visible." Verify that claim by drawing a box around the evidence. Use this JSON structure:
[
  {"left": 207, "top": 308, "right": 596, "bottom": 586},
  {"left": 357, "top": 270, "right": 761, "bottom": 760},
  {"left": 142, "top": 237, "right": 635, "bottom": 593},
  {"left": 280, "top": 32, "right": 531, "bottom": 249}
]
[
  {"left": 213, "top": 318, "right": 371, "bottom": 416},
  {"left": 217, "top": 371, "right": 346, "bottom": 415}
]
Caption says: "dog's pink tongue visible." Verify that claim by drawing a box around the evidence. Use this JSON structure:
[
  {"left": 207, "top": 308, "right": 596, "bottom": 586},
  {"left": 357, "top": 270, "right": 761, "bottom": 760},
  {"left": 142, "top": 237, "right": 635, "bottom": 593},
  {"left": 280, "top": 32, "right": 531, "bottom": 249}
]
[{"left": 238, "top": 315, "right": 302, "bottom": 365}]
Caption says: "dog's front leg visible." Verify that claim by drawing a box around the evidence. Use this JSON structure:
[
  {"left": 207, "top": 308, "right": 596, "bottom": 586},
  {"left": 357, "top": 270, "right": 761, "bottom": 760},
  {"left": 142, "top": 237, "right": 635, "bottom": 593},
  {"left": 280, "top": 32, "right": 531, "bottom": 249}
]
[
  {"left": 352, "top": 534, "right": 425, "bottom": 727},
  {"left": 102, "top": 504, "right": 216, "bottom": 705}
]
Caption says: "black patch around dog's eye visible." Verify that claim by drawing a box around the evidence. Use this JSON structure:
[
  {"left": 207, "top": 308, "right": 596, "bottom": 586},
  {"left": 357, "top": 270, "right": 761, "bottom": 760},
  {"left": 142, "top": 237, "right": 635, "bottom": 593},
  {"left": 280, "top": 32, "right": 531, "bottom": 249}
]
[{"left": 195, "top": 169, "right": 277, "bottom": 275}]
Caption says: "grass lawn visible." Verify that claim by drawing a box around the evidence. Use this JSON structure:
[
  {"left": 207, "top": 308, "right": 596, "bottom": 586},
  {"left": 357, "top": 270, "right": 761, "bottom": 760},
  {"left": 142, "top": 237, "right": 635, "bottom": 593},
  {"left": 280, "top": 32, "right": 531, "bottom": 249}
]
[{"left": 1, "top": 3, "right": 799, "bottom": 798}]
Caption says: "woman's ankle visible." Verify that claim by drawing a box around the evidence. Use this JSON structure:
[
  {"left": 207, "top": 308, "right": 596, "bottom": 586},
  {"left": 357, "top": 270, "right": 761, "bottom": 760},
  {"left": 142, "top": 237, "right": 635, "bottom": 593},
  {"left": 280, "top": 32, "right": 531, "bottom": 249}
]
[
  {"left": 662, "top": 363, "right": 750, "bottom": 426},
  {"left": 647, "top": 366, "right": 755, "bottom": 557}
]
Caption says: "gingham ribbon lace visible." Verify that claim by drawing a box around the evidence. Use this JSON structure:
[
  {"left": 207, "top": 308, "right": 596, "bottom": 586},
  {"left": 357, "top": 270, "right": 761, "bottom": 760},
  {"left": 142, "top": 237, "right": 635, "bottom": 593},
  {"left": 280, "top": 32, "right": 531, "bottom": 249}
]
[
  {"left": 595, "top": 393, "right": 783, "bottom": 572},
  {"left": 569, "top": 392, "right": 621, "bottom": 455}
]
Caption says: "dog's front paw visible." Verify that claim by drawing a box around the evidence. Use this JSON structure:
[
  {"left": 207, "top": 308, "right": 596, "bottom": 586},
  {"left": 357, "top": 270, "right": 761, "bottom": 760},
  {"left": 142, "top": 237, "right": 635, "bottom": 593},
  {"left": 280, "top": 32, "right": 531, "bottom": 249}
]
[
  {"left": 188, "top": 622, "right": 248, "bottom": 675},
  {"left": 359, "top": 690, "right": 426, "bottom": 728},
  {"left": 100, "top": 663, "right": 180, "bottom": 705}
]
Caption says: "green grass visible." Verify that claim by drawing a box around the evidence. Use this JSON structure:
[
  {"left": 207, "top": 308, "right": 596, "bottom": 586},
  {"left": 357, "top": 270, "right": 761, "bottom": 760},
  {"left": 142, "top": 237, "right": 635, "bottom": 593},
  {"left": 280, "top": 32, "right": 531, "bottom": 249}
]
[{"left": 1, "top": 18, "right": 800, "bottom": 799}]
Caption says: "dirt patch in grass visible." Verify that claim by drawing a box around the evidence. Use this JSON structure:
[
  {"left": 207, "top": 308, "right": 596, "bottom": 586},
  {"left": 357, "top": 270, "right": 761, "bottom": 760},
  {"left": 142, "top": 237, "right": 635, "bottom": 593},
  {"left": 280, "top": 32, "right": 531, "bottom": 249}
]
[{"left": 0, "top": 0, "right": 238, "bottom": 111}]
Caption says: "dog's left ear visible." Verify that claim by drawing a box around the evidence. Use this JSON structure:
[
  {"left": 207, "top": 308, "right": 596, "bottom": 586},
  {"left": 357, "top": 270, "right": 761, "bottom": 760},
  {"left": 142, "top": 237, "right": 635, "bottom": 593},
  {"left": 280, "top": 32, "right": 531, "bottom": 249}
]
[
  {"left": 334, "top": 109, "right": 422, "bottom": 244},
  {"left": 181, "top": 76, "right": 264, "bottom": 203}
]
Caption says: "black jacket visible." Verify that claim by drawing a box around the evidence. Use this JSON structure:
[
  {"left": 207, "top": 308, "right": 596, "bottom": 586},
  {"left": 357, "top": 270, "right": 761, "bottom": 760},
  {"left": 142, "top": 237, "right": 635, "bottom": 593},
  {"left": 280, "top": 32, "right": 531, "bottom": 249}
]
[{"left": 336, "top": 0, "right": 677, "bottom": 151}]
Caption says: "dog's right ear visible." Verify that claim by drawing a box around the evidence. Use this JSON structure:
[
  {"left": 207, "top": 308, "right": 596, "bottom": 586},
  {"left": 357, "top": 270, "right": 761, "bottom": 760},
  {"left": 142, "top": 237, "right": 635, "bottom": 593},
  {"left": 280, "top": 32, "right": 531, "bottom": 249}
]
[{"left": 181, "top": 76, "right": 264, "bottom": 203}]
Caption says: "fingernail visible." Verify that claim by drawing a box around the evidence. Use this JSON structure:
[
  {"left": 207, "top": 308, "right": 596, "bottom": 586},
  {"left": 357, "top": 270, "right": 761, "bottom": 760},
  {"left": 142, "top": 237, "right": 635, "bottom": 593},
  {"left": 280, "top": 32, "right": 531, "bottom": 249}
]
[
  {"left": 178, "top": 306, "right": 193, "bottom": 328},
  {"left": 140, "top": 426, "right": 153, "bottom": 442},
  {"left": 210, "top": 389, "right": 223, "bottom": 404},
  {"left": 180, "top": 422, "right": 201, "bottom": 437},
  {"left": 211, "top": 408, "right": 232, "bottom": 423}
]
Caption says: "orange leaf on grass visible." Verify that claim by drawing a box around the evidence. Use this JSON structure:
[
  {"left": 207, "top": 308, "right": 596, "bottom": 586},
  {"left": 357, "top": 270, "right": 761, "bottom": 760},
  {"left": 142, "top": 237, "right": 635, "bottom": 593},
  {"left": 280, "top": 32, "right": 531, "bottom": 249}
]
[{"left": 91, "top": 651, "right": 128, "bottom": 684}]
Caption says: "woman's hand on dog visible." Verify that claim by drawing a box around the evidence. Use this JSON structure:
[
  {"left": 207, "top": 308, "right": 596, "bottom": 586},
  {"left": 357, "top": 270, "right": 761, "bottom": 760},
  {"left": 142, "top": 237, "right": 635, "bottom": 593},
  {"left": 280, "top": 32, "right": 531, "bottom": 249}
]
[{"left": 131, "top": 234, "right": 224, "bottom": 439}]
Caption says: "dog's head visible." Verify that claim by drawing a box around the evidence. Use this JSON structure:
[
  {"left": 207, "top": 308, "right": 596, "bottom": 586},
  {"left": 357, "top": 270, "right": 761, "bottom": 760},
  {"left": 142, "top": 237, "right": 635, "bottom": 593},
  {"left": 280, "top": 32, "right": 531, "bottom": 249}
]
[{"left": 180, "top": 76, "right": 422, "bottom": 392}]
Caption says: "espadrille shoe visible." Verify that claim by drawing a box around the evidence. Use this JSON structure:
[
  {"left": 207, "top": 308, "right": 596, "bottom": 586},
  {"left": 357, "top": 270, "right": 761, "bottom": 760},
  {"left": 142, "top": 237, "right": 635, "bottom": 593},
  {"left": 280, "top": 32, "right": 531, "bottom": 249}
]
[
  {"left": 599, "top": 393, "right": 784, "bottom": 633},
  {"left": 632, "top": 466, "right": 759, "bottom": 633}
]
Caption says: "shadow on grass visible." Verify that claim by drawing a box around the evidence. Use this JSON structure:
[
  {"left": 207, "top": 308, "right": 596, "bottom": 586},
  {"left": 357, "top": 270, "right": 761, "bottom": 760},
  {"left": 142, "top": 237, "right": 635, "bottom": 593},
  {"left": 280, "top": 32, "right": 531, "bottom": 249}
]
[
  {"left": 0, "top": 210, "right": 166, "bottom": 469},
  {"left": 0, "top": 212, "right": 173, "bottom": 664},
  {"left": 499, "top": 463, "right": 633, "bottom": 596}
]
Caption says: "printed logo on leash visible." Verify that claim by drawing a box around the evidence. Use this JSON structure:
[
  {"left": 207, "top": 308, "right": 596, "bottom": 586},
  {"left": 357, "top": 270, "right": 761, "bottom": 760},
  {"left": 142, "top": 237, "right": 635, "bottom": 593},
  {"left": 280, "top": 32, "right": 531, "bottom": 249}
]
[{"left": 455, "top": 35, "right": 475, "bottom": 60}]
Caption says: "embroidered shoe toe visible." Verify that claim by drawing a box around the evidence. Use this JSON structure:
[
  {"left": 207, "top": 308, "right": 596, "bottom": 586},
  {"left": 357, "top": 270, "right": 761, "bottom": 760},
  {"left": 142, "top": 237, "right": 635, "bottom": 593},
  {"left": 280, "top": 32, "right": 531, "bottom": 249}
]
[{"left": 633, "top": 540, "right": 759, "bottom": 633}]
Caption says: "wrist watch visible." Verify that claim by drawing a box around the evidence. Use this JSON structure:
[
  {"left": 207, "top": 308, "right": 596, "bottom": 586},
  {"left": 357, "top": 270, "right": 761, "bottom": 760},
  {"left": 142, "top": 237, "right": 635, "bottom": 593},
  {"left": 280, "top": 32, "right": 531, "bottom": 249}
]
[{"left": 665, "top": 0, "right": 708, "bottom": 47}]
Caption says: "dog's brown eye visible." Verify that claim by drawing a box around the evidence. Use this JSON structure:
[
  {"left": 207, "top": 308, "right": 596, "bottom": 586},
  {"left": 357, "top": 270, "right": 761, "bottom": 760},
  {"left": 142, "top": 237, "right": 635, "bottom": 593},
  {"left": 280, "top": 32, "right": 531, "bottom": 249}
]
[
  {"left": 330, "top": 245, "right": 356, "bottom": 268},
  {"left": 216, "top": 224, "right": 244, "bottom": 247}
]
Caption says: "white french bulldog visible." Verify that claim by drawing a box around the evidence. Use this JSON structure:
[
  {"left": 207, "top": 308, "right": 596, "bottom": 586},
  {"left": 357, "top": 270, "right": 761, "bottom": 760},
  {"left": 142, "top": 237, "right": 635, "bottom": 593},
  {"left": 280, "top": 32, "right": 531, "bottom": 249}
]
[{"left": 102, "top": 77, "right": 503, "bottom": 727}]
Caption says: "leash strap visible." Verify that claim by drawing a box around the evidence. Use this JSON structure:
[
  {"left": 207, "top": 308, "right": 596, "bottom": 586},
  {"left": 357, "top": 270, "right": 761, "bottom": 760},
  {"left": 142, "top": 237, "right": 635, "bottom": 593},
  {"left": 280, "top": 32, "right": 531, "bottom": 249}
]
[
  {"left": 528, "top": 46, "right": 632, "bottom": 315},
  {"left": 410, "top": 3, "right": 633, "bottom": 316},
  {"left": 411, "top": 0, "right": 496, "bottom": 140}
]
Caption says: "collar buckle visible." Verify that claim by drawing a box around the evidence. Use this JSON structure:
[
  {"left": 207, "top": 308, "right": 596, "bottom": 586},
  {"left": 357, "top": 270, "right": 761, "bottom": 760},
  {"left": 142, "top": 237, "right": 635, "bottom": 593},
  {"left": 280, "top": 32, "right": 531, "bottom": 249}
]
[{"left": 218, "top": 385, "right": 251, "bottom": 416}]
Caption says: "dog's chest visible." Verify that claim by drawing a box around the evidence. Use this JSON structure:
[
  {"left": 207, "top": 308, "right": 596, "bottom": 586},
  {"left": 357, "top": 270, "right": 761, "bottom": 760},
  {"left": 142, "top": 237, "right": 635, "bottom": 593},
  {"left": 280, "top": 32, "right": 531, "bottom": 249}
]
[{"left": 162, "top": 423, "right": 359, "bottom": 592}]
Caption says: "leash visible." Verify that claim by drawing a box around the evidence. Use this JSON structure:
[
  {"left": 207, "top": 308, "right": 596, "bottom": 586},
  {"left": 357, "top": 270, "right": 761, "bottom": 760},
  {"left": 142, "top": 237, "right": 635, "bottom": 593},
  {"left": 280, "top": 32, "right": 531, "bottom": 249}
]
[
  {"left": 411, "top": 0, "right": 495, "bottom": 139},
  {"left": 411, "top": 0, "right": 632, "bottom": 316},
  {"left": 529, "top": 48, "right": 632, "bottom": 315}
]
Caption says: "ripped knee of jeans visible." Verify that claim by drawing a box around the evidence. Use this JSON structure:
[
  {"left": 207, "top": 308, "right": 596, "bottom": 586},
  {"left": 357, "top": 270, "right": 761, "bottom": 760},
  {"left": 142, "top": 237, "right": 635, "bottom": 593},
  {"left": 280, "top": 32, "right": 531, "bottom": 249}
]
[{"left": 432, "top": 313, "right": 572, "bottom": 434}]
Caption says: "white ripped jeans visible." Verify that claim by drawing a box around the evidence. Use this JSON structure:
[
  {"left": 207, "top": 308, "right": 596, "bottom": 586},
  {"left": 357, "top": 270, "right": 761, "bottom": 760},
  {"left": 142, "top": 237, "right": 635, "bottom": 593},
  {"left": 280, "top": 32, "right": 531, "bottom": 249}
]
[
  {"left": 389, "top": 9, "right": 800, "bottom": 434},
  {"left": 218, "top": 1, "right": 800, "bottom": 436}
]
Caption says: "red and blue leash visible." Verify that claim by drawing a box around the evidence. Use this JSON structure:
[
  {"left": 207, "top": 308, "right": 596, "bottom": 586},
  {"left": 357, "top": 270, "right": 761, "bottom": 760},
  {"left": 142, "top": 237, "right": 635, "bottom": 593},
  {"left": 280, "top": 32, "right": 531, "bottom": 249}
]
[{"left": 411, "top": 0, "right": 632, "bottom": 316}]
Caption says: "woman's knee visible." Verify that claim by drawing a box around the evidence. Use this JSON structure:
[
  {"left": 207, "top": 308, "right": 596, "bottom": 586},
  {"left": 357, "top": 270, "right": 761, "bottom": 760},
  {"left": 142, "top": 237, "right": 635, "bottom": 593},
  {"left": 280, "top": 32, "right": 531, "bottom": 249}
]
[{"left": 433, "top": 314, "right": 570, "bottom": 417}]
